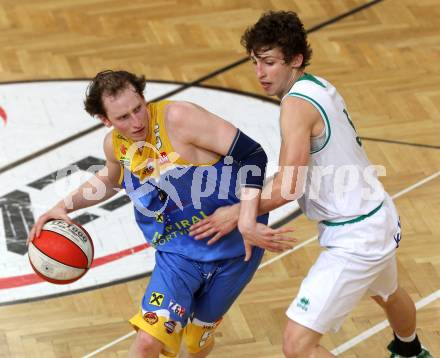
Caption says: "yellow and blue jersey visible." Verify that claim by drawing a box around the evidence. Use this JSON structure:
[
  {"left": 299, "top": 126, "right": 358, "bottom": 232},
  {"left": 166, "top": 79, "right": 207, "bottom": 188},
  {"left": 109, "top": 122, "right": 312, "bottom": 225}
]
[{"left": 112, "top": 100, "right": 268, "bottom": 262}]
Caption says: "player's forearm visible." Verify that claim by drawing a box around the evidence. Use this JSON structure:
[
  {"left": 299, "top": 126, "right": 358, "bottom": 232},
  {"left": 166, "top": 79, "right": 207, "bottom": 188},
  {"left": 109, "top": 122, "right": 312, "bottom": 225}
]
[
  {"left": 258, "top": 168, "right": 303, "bottom": 215},
  {"left": 258, "top": 175, "right": 289, "bottom": 215},
  {"left": 54, "top": 174, "right": 119, "bottom": 214},
  {"left": 238, "top": 188, "right": 261, "bottom": 233},
  {"left": 230, "top": 169, "right": 303, "bottom": 220}
]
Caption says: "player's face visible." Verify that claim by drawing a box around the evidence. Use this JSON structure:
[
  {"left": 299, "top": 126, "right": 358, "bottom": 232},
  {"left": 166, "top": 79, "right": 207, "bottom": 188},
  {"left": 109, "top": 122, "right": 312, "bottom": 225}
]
[
  {"left": 250, "top": 47, "right": 303, "bottom": 99},
  {"left": 100, "top": 85, "right": 149, "bottom": 141}
]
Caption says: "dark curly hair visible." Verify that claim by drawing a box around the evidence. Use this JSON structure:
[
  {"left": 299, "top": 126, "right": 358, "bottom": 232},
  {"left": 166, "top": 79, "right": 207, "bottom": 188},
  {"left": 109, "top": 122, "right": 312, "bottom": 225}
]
[
  {"left": 241, "top": 11, "right": 312, "bottom": 68},
  {"left": 84, "top": 70, "right": 147, "bottom": 117}
]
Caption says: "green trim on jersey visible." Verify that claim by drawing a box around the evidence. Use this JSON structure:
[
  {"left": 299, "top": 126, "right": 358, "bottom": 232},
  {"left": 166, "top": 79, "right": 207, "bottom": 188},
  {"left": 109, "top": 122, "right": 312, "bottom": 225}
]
[
  {"left": 321, "top": 201, "right": 383, "bottom": 226},
  {"left": 287, "top": 92, "right": 331, "bottom": 154},
  {"left": 297, "top": 73, "right": 326, "bottom": 88}
]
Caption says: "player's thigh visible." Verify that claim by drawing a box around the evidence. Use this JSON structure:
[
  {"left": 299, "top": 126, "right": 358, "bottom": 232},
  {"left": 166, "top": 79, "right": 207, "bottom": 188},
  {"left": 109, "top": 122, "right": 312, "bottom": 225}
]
[
  {"left": 195, "top": 248, "right": 264, "bottom": 320},
  {"left": 368, "top": 254, "right": 398, "bottom": 303},
  {"left": 130, "top": 251, "right": 201, "bottom": 357},
  {"left": 184, "top": 248, "right": 264, "bottom": 353},
  {"left": 286, "top": 249, "right": 380, "bottom": 334}
]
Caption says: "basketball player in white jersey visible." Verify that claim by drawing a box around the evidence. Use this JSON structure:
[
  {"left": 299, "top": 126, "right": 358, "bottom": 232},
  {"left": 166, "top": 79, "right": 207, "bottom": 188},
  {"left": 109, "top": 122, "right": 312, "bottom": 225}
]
[{"left": 190, "top": 11, "right": 432, "bottom": 358}]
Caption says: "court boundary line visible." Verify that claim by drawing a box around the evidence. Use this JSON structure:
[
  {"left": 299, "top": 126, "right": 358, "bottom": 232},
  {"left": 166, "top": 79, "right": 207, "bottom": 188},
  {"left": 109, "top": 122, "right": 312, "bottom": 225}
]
[{"left": 82, "top": 170, "right": 440, "bottom": 357}]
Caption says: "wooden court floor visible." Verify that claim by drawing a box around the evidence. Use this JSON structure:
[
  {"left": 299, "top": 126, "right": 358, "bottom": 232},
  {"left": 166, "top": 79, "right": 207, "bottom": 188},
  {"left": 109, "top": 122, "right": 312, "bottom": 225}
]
[{"left": 0, "top": 0, "right": 439, "bottom": 357}]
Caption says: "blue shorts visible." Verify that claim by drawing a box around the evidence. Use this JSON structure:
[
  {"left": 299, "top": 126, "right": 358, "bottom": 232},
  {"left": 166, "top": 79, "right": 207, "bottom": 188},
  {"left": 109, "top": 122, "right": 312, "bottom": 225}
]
[{"left": 129, "top": 247, "right": 264, "bottom": 356}]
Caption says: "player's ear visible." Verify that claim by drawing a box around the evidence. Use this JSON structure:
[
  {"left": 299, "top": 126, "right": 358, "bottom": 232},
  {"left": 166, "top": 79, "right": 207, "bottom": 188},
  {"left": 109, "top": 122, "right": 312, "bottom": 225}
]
[
  {"left": 97, "top": 115, "right": 112, "bottom": 127},
  {"left": 290, "top": 54, "right": 303, "bottom": 68}
]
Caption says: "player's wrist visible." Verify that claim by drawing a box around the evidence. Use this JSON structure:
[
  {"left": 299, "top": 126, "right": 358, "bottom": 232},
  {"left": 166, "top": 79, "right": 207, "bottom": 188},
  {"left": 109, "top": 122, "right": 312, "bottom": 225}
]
[
  {"left": 54, "top": 199, "right": 72, "bottom": 214},
  {"left": 238, "top": 218, "right": 257, "bottom": 234}
]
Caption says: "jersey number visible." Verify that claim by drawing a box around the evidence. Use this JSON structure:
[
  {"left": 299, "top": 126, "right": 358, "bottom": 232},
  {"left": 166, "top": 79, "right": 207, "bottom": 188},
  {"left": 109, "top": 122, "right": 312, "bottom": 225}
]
[{"left": 343, "top": 109, "right": 362, "bottom": 147}]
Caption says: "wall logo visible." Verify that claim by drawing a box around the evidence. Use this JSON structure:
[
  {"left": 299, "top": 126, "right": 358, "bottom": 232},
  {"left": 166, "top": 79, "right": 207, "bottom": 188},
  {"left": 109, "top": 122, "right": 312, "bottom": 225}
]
[{"left": 0, "top": 79, "right": 298, "bottom": 306}]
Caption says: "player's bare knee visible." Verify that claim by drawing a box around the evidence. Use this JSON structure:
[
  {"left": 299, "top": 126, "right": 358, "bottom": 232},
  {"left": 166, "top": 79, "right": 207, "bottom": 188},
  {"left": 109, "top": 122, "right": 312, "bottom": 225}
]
[
  {"left": 372, "top": 287, "right": 401, "bottom": 308},
  {"left": 133, "top": 330, "right": 163, "bottom": 354},
  {"left": 371, "top": 294, "right": 387, "bottom": 307}
]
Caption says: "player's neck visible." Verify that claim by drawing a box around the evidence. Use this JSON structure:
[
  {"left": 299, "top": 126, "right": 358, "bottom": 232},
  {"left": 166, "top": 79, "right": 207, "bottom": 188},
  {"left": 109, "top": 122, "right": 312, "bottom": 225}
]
[{"left": 278, "top": 68, "right": 304, "bottom": 99}]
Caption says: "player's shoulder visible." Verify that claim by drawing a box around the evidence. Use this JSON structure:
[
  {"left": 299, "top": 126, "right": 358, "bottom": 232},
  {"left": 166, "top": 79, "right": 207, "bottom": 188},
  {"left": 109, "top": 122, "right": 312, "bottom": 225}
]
[
  {"left": 298, "top": 73, "right": 328, "bottom": 88},
  {"left": 165, "top": 100, "right": 196, "bottom": 115},
  {"left": 289, "top": 74, "right": 329, "bottom": 96},
  {"left": 103, "top": 130, "right": 119, "bottom": 163},
  {"left": 104, "top": 129, "right": 124, "bottom": 147},
  {"left": 280, "top": 95, "right": 322, "bottom": 128},
  {"left": 281, "top": 75, "right": 326, "bottom": 127},
  {"left": 283, "top": 74, "right": 334, "bottom": 110},
  {"left": 104, "top": 130, "right": 114, "bottom": 147},
  {"left": 164, "top": 100, "right": 200, "bottom": 126}
]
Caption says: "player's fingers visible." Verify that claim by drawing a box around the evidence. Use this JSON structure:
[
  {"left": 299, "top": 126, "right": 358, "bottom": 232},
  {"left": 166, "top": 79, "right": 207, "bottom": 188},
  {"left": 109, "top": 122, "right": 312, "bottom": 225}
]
[
  {"left": 265, "top": 242, "right": 289, "bottom": 252},
  {"left": 273, "top": 235, "right": 298, "bottom": 243},
  {"left": 193, "top": 227, "right": 220, "bottom": 240},
  {"left": 275, "top": 241, "right": 295, "bottom": 251},
  {"left": 35, "top": 221, "right": 44, "bottom": 239},
  {"left": 27, "top": 227, "right": 36, "bottom": 244},
  {"left": 62, "top": 215, "right": 74, "bottom": 225},
  {"left": 244, "top": 241, "right": 253, "bottom": 261},
  {"left": 207, "top": 232, "right": 223, "bottom": 246},
  {"left": 259, "top": 237, "right": 292, "bottom": 251},
  {"left": 273, "top": 227, "right": 295, "bottom": 234},
  {"left": 200, "top": 227, "right": 218, "bottom": 239},
  {"left": 189, "top": 222, "right": 213, "bottom": 237},
  {"left": 189, "top": 219, "right": 209, "bottom": 231},
  {"left": 34, "top": 215, "right": 52, "bottom": 238},
  {"left": 264, "top": 227, "right": 294, "bottom": 235},
  {"left": 251, "top": 233, "right": 291, "bottom": 247}
]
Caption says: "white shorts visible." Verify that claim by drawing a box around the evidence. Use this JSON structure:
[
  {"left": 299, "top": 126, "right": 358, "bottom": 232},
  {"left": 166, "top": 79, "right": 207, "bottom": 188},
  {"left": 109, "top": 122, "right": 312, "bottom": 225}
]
[{"left": 286, "top": 196, "right": 400, "bottom": 334}]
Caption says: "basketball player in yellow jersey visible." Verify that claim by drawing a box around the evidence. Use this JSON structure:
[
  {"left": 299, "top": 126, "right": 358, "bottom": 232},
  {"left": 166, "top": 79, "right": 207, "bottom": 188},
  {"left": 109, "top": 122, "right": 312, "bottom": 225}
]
[
  {"left": 190, "top": 11, "right": 432, "bottom": 358},
  {"left": 28, "top": 70, "right": 295, "bottom": 358}
]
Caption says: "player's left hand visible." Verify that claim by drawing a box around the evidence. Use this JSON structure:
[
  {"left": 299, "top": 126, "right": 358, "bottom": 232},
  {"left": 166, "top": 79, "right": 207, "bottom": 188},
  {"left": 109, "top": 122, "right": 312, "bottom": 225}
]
[
  {"left": 239, "top": 223, "right": 297, "bottom": 261},
  {"left": 189, "top": 204, "right": 240, "bottom": 245}
]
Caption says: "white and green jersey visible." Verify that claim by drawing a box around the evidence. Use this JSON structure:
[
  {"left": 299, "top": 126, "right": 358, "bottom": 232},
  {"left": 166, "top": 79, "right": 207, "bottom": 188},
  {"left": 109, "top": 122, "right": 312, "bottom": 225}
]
[{"left": 283, "top": 74, "right": 386, "bottom": 224}]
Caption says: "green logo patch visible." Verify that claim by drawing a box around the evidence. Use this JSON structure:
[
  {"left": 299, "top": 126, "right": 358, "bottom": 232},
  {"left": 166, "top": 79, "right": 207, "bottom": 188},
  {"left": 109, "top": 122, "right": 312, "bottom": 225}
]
[{"left": 296, "top": 297, "right": 310, "bottom": 311}]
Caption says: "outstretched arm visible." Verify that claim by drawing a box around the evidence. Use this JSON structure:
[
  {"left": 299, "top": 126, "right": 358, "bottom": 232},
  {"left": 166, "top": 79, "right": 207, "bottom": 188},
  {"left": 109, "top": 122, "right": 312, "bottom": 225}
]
[
  {"left": 258, "top": 96, "right": 314, "bottom": 214},
  {"left": 168, "top": 101, "right": 294, "bottom": 257},
  {"left": 190, "top": 96, "right": 321, "bottom": 246},
  {"left": 28, "top": 132, "right": 122, "bottom": 242}
]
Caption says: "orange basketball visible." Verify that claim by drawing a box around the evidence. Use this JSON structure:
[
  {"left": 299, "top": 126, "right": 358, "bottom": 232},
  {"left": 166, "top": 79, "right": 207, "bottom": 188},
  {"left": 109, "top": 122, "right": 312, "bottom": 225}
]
[{"left": 28, "top": 220, "right": 94, "bottom": 284}]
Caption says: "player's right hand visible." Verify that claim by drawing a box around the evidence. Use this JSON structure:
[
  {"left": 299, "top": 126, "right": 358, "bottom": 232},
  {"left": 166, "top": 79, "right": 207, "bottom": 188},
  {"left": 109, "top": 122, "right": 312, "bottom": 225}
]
[
  {"left": 27, "top": 206, "right": 73, "bottom": 244},
  {"left": 241, "top": 223, "right": 296, "bottom": 261},
  {"left": 189, "top": 204, "right": 240, "bottom": 245}
]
